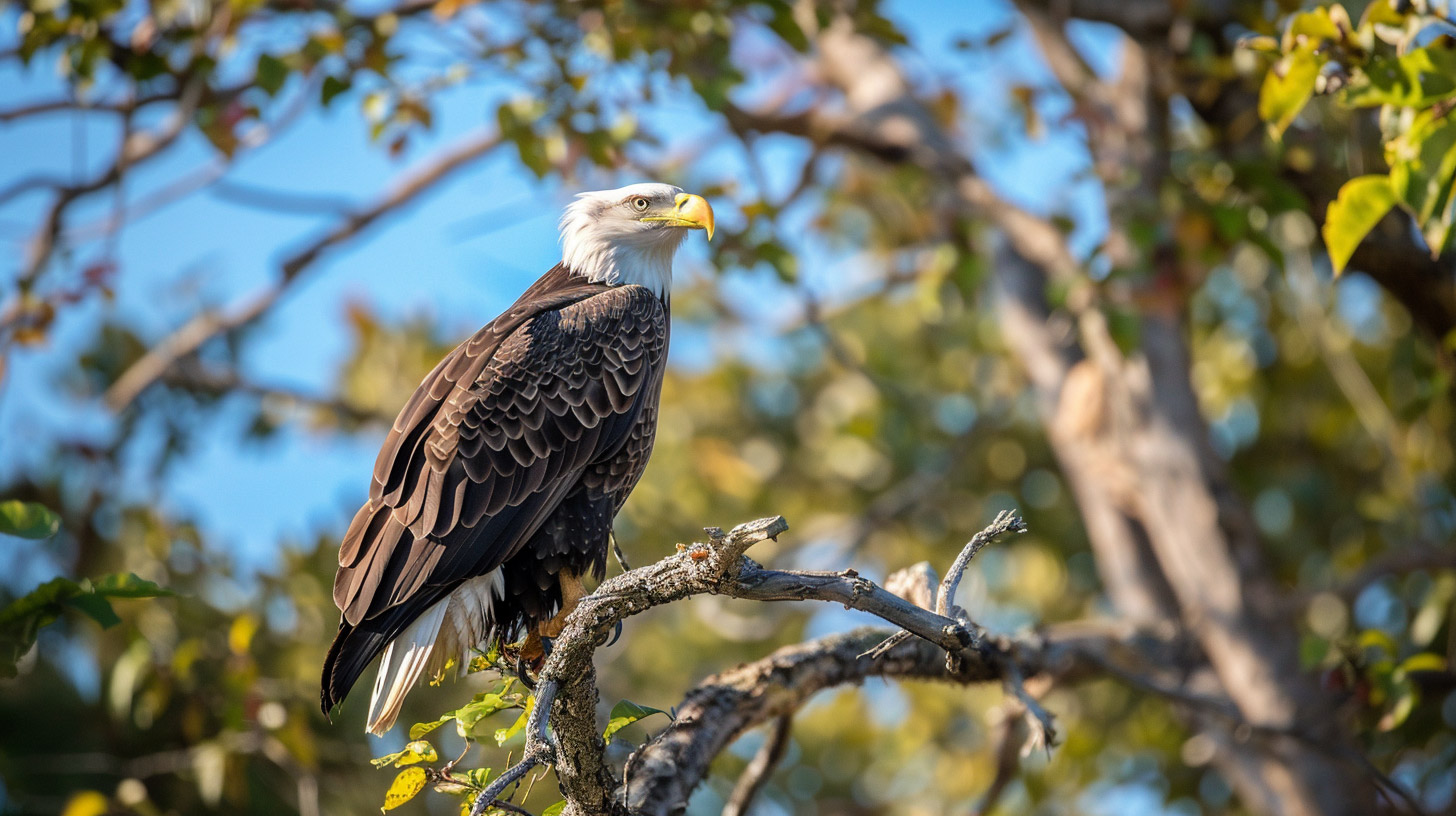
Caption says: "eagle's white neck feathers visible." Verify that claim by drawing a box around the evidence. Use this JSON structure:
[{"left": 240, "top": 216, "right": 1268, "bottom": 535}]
[{"left": 559, "top": 183, "right": 689, "bottom": 298}]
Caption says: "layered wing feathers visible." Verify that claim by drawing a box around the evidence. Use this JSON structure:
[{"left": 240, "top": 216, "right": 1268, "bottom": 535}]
[
  {"left": 335, "top": 284, "right": 666, "bottom": 625},
  {"left": 323, "top": 275, "right": 667, "bottom": 714}
]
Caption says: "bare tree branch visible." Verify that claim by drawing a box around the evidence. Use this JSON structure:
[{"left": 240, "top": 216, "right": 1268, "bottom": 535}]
[
  {"left": 721, "top": 714, "right": 792, "bottom": 816},
  {"left": 973, "top": 700, "right": 1028, "bottom": 816},
  {"left": 0, "top": 91, "right": 174, "bottom": 123},
  {"left": 464, "top": 512, "right": 1197, "bottom": 816},
  {"left": 15, "top": 78, "right": 205, "bottom": 293},
  {"left": 1303, "top": 543, "right": 1456, "bottom": 608},
  {"left": 103, "top": 128, "right": 504, "bottom": 412},
  {"left": 1016, "top": 0, "right": 1177, "bottom": 36},
  {"left": 159, "top": 363, "right": 390, "bottom": 425}
]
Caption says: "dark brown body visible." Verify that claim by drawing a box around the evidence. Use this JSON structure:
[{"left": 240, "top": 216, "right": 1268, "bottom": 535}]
[{"left": 321, "top": 264, "right": 668, "bottom": 718}]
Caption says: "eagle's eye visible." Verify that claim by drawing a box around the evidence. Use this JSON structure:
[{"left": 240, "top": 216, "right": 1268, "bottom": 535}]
[{"left": 630, "top": 196, "right": 650, "bottom": 212}]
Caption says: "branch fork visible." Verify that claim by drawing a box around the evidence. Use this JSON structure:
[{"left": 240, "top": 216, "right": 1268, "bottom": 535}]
[{"left": 464, "top": 512, "right": 1046, "bottom": 815}]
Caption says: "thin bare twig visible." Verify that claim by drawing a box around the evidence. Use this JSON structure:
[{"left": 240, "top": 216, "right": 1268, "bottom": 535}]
[
  {"left": 864, "top": 511, "right": 1024, "bottom": 661},
  {"left": 159, "top": 363, "right": 389, "bottom": 424},
  {"left": 937, "top": 510, "right": 1027, "bottom": 619},
  {"left": 65, "top": 79, "right": 317, "bottom": 242},
  {"left": 1001, "top": 663, "right": 1057, "bottom": 754},
  {"left": 972, "top": 702, "right": 1024, "bottom": 816},
  {"left": 722, "top": 714, "right": 793, "bottom": 816},
  {"left": 103, "top": 129, "right": 504, "bottom": 412}
]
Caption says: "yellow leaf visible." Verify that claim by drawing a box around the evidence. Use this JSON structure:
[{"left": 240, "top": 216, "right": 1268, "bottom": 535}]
[
  {"left": 1398, "top": 652, "right": 1448, "bottom": 675},
  {"left": 1357, "top": 628, "right": 1398, "bottom": 656},
  {"left": 228, "top": 614, "right": 258, "bottom": 656},
  {"left": 61, "top": 791, "right": 109, "bottom": 816},
  {"left": 1323, "top": 175, "right": 1397, "bottom": 274},
  {"left": 402, "top": 740, "right": 438, "bottom": 764},
  {"left": 1281, "top": 7, "right": 1343, "bottom": 51},
  {"left": 381, "top": 767, "right": 427, "bottom": 812},
  {"left": 1259, "top": 45, "right": 1321, "bottom": 139}
]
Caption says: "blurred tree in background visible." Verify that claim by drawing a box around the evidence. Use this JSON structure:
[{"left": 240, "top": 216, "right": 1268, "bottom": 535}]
[{"left": 2, "top": 0, "right": 1455, "bottom": 814}]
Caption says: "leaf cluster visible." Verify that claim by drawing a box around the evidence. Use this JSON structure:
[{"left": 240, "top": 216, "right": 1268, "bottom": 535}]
[{"left": 1250, "top": 2, "right": 1456, "bottom": 270}]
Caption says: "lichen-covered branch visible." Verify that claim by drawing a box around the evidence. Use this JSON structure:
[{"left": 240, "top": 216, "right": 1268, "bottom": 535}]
[{"left": 461, "top": 513, "right": 1200, "bottom": 816}]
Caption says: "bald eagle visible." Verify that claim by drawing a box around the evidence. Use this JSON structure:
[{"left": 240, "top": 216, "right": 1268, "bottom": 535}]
[{"left": 321, "top": 183, "right": 714, "bottom": 734}]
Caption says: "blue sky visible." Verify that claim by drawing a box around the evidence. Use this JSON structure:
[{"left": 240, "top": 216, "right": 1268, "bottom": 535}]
[{"left": 0, "top": 2, "right": 1113, "bottom": 575}]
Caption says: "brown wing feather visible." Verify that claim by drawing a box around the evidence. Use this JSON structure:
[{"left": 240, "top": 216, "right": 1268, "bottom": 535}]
[{"left": 322, "top": 271, "right": 668, "bottom": 713}]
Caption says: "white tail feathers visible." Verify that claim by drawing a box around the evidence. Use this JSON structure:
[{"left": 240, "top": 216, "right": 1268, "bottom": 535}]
[
  {"left": 366, "top": 601, "right": 445, "bottom": 735},
  {"left": 365, "top": 570, "right": 503, "bottom": 735}
]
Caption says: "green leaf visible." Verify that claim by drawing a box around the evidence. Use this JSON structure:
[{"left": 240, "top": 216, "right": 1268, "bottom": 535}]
[
  {"left": 256, "top": 53, "right": 288, "bottom": 96},
  {"left": 1359, "top": 0, "right": 1406, "bottom": 29},
  {"left": 0, "top": 500, "right": 60, "bottom": 539},
  {"left": 766, "top": 1, "right": 808, "bottom": 52},
  {"left": 1358, "top": 628, "right": 1399, "bottom": 656},
  {"left": 1280, "top": 7, "right": 1343, "bottom": 52},
  {"left": 1345, "top": 47, "right": 1456, "bottom": 108},
  {"left": 1323, "top": 175, "right": 1398, "bottom": 274},
  {"left": 64, "top": 593, "right": 120, "bottom": 628},
  {"left": 0, "top": 577, "right": 77, "bottom": 677},
  {"left": 410, "top": 714, "right": 452, "bottom": 740},
  {"left": 1237, "top": 34, "right": 1280, "bottom": 53},
  {"left": 1388, "top": 109, "right": 1456, "bottom": 255},
  {"left": 494, "top": 695, "right": 532, "bottom": 746},
  {"left": 370, "top": 740, "right": 438, "bottom": 769},
  {"left": 381, "top": 767, "right": 427, "bottom": 812},
  {"left": 91, "top": 573, "right": 175, "bottom": 599},
  {"left": 0, "top": 572, "right": 172, "bottom": 677},
  {"left": 322, "top": 75, "right": 351, "bottom": 107},
  {"left": 1259, "top": 45, "right": 1321, "bottom": 139},
  {"left": 602, "top": 699, "right": 667, "bottom": 743},
  {"left": 541, "top": 802, "right": 567, "bottom": 816},
  {"left": 455, "top": 691, "right": 518, "bottom": 740}
]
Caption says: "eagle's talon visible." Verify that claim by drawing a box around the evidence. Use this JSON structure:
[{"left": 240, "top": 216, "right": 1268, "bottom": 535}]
[
  {"left": 606, "top": 620, "right": 624, "bottom": 647},
  {"left": 515, "top": 654, "right": 537, "bottom": 691},
  {"left": 540, "top": 635, "right": 554, "bottom": 656}
]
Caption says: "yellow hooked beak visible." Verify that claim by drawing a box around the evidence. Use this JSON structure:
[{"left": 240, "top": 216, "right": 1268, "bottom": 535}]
[{"left": 643, "top": 193, "right": 715, "bottom": 240}]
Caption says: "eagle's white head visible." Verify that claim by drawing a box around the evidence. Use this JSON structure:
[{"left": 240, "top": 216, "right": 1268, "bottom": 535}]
[{"left": 559, "top": 182, "right": 715, "bottom": 297}]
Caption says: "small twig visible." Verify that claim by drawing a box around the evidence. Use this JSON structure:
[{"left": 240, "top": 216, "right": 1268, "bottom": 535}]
[
  {"left": 863, "top": 511, "right": 1024, "bottom": 662},
  {"left": 972, "top": 703, "right": 1023, "bottom": 816},
  {"left": 485, "top": 801, "right": 535, "bottom": 816},
  {"left": 1001, "top": 664, "right": 1057, "bottom": 755},
  {"left": 722, "top": 714, "right": 793, "bottom": 816},
  {"left": 521, "top": 765, "right": 548, "bottom": 803},
  {"left": 937, "top": 510, "right": 1027, "bottom": 618},
  {"left": 860, "top": 629, "right": 911, "bottom": 659},
  {"left": 1359, "top": 751, "right": 1431, "bottom": 816},
  {"left": 468, "top": 681, "right": 558, "bottom": 816}
]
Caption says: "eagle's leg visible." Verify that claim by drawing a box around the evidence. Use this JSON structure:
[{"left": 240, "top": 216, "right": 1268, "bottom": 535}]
[
  {"left": 540, "top": 570, "right": 586, "bottom": 638},
  {"left": 519, "top": 571, "right": 587, "bottom": 665}
]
